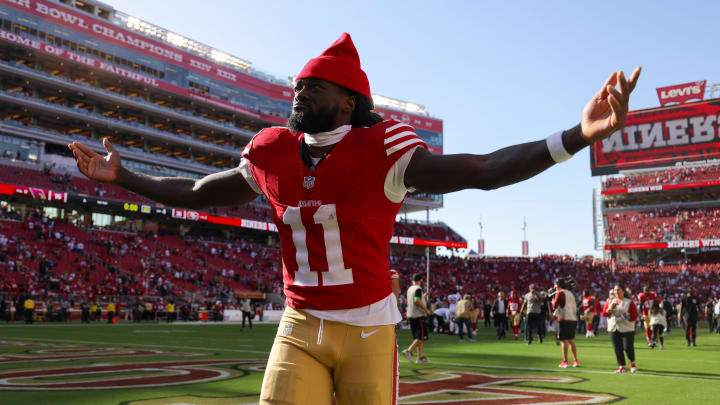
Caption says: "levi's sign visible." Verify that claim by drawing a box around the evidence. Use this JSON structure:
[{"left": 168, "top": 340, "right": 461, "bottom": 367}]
[{"left": 656, "top": 81, "right": 705, "bottom": 106}]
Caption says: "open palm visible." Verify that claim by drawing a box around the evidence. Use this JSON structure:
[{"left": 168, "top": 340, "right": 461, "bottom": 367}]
[
  {"left": 581, "top": 67, "right": 641, "bottom": 144},
  {"left": 68, "top": 138, "right": 121, "bottom": 183}
]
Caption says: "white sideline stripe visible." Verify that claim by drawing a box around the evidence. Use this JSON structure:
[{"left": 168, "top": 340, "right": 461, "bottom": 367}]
[
  {"left": 386, "top": 139, "right": 423, "bottom": 156},
  {"left": 385, "top": 122, "right": 412, "bottom": 133},
  {"left": 432, "top": 361, "right": 720, "bottom": 383},
  {"left": 384, "top": 131, "right": 416, "bottom": 145},
  {"left": 3, "top": 337, "right": 270, "bottom": 355}
]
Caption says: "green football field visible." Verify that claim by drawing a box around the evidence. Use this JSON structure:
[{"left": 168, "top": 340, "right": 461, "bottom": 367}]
[{"left": 0, "top": 320, "right": 718, "bottom": 404}]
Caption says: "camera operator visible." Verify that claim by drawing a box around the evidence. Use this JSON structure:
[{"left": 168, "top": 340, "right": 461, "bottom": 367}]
[{"left": 551, "top": 278, "right": 579, "bottom": 368}]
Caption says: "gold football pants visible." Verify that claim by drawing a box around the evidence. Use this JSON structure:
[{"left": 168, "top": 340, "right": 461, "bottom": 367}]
[{"left": 260, "top": 306, "right": 397, "bottom": 405}]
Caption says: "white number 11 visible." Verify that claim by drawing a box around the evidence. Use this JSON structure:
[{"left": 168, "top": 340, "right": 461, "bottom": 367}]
[{"left": 282, "top": 204, "right": 354, "bottom": 287}]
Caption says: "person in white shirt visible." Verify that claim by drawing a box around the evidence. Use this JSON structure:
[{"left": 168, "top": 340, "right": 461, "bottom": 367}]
[
  {"left": 433, "top": 306, "right": 450, "bottom": 334},
  {"left": 447, "top": 290, "right": 461, "bottom": 334},
  {"left": 648, "top": 301, "right": 667, "bottom": 350},
  {"left": 602, "top": 284, "right": 639, "bottom": 374}
]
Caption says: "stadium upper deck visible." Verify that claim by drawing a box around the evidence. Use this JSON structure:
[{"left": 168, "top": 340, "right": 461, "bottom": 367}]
[{"left": 0, "top": 0, "right": 445, "bottom": 211}]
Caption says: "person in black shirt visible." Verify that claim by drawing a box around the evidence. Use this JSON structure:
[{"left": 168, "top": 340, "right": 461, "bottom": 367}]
[
  {"left": 483, "top": 297, "right": 492, "bottom": 328},
  {"left": 705, "top": 298, "right": 716, "bottom": 333},
  {"left": 661, "top": 299, "right": 674, "bottom": 334},
  {"left": 81, "top": 301, "right": 90, "bottom": 324},
  {"left": 679, "top": 290, "right": 701, "bottom": 346},
  {"left": 490, "top": 292, "right": 509, "bottom": 339}
]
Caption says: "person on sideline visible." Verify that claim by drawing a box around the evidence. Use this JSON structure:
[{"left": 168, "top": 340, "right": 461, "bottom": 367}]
[
  {"left": 456, "top": 294, "right": 475, "bottom": 342},
  {"left": 24, "top": 296, "right": 34, "bottom": 324},
  {"left": 581, "top": 289, "right": 597, "bottom": 338},
  {"left": 508, "top": 290, "right": 522, "bottom": 340},
  {"left": 551, "top": 279, "right": 580, "bottom": 368},
  {"left": 679, "top": 289, "right": 701, "bottom": 347},
  {"left": 649, "top": 301, "right": 667, "bottom": 350},
  {"left": 603, "top": 284, "right": 639, "bottom": 373},
  {"left": 402, "top": 274, "right": 432, "bottom": 363},
  {"left": 67, "top": 31, "right": 640, "bottom": 405},
  {"left": 241, "top": 295, "right": 253, "bottom": 329},
  {"left": 491, "top": 291, "right": 509, "bottom": 339},
  {"left": 519, "top": 284, "right": 543, "bottom": 344}
]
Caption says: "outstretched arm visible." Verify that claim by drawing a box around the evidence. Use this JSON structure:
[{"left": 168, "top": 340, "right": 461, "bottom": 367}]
[
  {"left": 405, "top": 68, "right": 641, "bottom": 193},
  {"left": 68, "top": 138, "right": 259, "bottom": 209}
]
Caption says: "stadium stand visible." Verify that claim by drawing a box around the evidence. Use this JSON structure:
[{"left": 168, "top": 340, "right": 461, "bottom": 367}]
[
  {"left": 605, "top": 207, "right": 720, "bottom": 243},
  {"left": 603, "top": 165, "right": 720, "bottom": 191}
]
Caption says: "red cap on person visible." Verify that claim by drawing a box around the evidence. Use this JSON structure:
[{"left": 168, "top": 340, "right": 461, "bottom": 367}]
[{"left": 296, "top": 32, "right": 372, "bottom": 103}]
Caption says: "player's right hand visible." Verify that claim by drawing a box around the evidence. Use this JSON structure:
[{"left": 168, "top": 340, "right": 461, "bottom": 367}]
[{"left": 68, "top": 138, "right": 121, "bottom": 183}]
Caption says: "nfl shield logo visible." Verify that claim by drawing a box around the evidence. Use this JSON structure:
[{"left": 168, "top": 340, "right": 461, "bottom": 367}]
[{"left": 303, "top": 176, "right": 315, "bottom": 189}]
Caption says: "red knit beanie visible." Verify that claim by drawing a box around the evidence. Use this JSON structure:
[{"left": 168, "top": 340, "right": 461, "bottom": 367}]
[{"left": 297, "top": 32, "right": 371, "bottom": 101}]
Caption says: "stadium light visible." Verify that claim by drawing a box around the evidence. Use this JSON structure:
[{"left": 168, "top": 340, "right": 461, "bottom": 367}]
[
  {"left": 165, "top": 32, "right": 188, "bottom": 48},
  {"left": 120, "top": 13, "right": 253, "bottom": 73},
  {"left": 372, "top": 94, "right": 427, "bottom": 115}
]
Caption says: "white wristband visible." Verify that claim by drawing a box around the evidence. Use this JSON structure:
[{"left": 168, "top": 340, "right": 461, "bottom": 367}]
[{"left": 546, "top": 131, "right": 573, "bottom": 163}]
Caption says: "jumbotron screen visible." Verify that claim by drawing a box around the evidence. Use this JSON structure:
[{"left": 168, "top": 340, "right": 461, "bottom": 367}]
[{"left": 590, "top": 98, "right": 720, "bottom": 175}]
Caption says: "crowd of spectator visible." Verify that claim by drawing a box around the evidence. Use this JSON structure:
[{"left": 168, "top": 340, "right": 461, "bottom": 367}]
[
  {"left": 603, "top": 165, "right": 720, "bottom": 191},
  {"left": 605, "top": 207, "right": 720, "bottom": 243}
]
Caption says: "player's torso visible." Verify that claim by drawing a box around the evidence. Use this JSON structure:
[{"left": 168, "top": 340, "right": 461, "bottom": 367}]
[
  {"left": 250, "top": 124, "right": 411, "bottom": 310},
  {"left": 508, "top": 298, "right": 520, "bottom": 313},
  {"left": 640, "top": 293, "right": 656, "bottom": 313}
]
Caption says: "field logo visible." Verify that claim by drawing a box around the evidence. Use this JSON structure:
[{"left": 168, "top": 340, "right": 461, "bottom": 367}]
[{"left": 397, "top": 369, "right": 617, "bottom": 404}]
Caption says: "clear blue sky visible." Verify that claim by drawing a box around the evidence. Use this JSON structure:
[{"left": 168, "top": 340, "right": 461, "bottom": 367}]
[{"left": 113, "top": 0, "right": 718, "bottom": 257}]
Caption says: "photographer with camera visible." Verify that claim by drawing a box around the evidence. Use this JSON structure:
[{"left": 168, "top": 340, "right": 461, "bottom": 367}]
[
  {"left": 602, "top": 283, "right": 639, "bottom": 374},
  {"left": 551, "top": 278, "right": 580, "bottom": 368}
]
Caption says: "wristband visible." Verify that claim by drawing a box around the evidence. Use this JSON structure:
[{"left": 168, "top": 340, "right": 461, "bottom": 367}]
[{"left": 546, "top": 131, "right": 573, "bottom": 163}]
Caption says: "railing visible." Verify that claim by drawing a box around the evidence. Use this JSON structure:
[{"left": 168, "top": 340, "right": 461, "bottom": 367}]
[
  {"left": 0, "top": 89, "right": 241, "bottom": 158},
  {"left": 0, "top": 60, "right": 256, "bottom": 138}
]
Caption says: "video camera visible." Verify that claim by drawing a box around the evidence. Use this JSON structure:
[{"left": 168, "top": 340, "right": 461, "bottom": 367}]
[{"left": 545, "top": 276, "right": 577, "bottom": 298}]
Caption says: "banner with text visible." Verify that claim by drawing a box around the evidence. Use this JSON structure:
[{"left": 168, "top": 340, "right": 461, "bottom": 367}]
[
  {"left": 590, "top": 99, "right": 720, "bottom": 175},
  {"left": 0, "top": 29, "right": 286, "bottom": 125},
  {"left": 0, "top": 0, "right": 292, "bottom": 102},
  {"left": 605, "top": 238, "right": 720, "bottom": 250}
]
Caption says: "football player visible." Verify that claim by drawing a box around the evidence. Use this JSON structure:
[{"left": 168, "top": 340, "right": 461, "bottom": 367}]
[
  {"left": 68, "top": 33, "right": 640, "bottom": 405},
  {"left": 508, "top": 290, "right": 522, "bottom": 340},
  {"left": 637, "top": 286, "right": 659, "bottom": 345}
]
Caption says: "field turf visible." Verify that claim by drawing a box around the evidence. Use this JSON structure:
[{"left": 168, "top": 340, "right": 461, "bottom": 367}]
[{"left": 0, "top": 320, "right": 718, "bottom": 404}]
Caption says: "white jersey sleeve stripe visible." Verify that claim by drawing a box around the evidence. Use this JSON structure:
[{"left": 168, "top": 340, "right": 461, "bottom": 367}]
[
  {"left": 237, "top": 157, "right": 263, "bottom": 195},
  {"left": 386, "top": 138, "right": 424, "bottom": 156},
  {"left": 385, "top": 122, "right": 413, "bottom": 134},
  {"left": 384, "top": 131, "right": 417, "bottom": 145}
]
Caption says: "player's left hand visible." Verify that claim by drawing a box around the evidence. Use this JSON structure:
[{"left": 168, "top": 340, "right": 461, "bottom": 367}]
[{"left": 581, "top": 67, "right": 642, "bottom": 144}]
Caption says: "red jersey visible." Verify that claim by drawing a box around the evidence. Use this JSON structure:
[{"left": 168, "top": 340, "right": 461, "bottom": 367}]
[
  {"left": 508, "top": 297, "right": 521, "bottom": 315},
  {"left": 243, "top": 121, "right": 426, "bottom": 310},
  {"left": 637, "top": 292, "right": 658, "bottom": 316},
  {"left": 582, "top": 295, "right": 596, "bottom": 313}
]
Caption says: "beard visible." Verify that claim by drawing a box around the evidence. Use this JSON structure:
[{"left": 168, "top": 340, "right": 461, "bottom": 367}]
[{"left": 287, "top": 104, "right": 339, "bottom": 134}]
